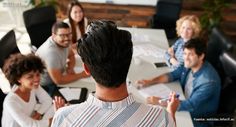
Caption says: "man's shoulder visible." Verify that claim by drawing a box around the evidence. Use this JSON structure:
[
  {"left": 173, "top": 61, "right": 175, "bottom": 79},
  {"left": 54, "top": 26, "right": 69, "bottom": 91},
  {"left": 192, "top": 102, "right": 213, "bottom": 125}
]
[
  {"left": 195, "top": 62, "right": 221, "bottom": 84},
  {"left": 200, "top": 62, "right": 220, "bottom": 78},
  {"left": 36, "top": 39, "right": 58, "bottom": 57},
  {"left": 139, "top": 104, "right": 175, "bottom": 126},
  {"left": 37, "top": 37, "right": 56, "bottom": 50},
  {"left": 54, "top": 104, "right": 79, "bottom": 118}
]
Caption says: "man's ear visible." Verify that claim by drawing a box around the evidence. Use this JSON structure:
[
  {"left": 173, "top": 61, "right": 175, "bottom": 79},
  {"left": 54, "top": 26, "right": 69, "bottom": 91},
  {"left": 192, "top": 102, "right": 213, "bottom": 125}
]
[
  {"left": 200, "top": 53, "right": 205, "bottom": 61},
  {"left": 83, "top": 63, "right": 91, "bottom": 75},
  {"left": 52, "top": 33, "right": 56, "bottom": 40}
]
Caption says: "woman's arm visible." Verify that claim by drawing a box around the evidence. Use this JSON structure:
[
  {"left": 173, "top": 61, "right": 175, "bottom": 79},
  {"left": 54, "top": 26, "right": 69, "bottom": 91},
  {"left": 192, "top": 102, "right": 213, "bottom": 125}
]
[
  {"left": 4, "top": 94, "right": 49, "bottom": 127},
  {"left": 35, "top": 86, "right": 53, "bottom": 114}
]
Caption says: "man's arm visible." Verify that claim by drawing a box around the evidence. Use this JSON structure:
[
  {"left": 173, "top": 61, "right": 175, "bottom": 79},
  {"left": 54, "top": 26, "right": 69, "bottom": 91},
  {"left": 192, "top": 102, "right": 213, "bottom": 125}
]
[
  {"left": 136, "top": 74, "right": 170, "bottom": 88},
  {"left": 66, "top": 48, "right": 76, "bottom": 74},
  {"left": 48, "top": 68, "right": 87, "bottom": 85}
]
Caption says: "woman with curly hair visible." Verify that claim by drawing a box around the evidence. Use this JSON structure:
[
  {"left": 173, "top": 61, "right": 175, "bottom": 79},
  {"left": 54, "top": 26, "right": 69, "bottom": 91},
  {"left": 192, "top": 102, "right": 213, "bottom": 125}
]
[{"left": 1, "top": 53, "right": 64, "bottom": 127}]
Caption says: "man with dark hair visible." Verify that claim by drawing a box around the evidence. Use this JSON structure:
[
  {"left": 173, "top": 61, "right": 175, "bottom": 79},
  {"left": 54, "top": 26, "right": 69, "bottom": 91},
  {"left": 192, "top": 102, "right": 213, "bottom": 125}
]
[
  {"left": 36, "top": 21, "right": 88, "bottom": 96},
  {"left": 137, "top": 38, "right": 221, "bottom": 127},
  {"left": 51, "top": 20, "right": 179, "bottom": 127}
]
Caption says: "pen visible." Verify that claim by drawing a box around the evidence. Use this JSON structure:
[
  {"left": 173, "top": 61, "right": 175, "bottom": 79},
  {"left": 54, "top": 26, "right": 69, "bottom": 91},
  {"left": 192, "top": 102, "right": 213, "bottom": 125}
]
[{"left": 159, "top": 94, "right": 180, "bottom": 103}]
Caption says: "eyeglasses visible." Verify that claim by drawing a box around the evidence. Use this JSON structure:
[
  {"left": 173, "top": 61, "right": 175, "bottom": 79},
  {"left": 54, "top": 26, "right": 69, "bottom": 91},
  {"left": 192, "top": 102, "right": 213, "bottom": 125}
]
[{"left": 55, "top": 33, "right": 72, "bottom": 38}]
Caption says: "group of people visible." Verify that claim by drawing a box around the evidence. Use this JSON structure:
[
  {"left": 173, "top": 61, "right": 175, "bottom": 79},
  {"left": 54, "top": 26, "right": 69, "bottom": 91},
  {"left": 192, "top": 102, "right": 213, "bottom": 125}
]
[
  {"left": 136, "top": 15, "right": 221, "bottom": 127},
  {"left": 1, "top": 1, "right": 88, "bottom": 127},
  {"left": 1, "top": 1, "right": 221, "bottom": 127}
]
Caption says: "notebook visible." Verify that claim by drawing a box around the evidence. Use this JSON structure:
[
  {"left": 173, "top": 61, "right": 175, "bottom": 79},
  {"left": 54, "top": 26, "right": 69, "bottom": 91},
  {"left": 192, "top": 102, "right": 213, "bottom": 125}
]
[{"left": 59, "top": 87, "right": 88, "bottom": 104}]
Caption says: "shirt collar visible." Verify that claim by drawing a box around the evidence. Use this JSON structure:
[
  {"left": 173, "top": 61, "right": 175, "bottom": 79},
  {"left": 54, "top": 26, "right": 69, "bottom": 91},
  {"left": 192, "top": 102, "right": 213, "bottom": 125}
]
[
  {"left": 86, "top": 93, "right": 136, "bottom": 109},
  {"left": 192, "top": 61, "right": 208, "bottom": 77}
]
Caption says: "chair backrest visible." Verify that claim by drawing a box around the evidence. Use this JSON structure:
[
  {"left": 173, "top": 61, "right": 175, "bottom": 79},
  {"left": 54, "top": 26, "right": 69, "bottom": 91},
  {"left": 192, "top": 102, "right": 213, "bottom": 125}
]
[
  {"left": 23, "top": 6, "right": 56, "bottom": 48},
  {"left": 220, "top": 51, "right": 236, "bottom": 77},
  {"left": 152, "top": 0, "right": 182, "bottom": 39},
  {"left": 0, "top": 89, "right": 6, "bottom": 124},
  {"left": 218, "top": 51, "right": 236, "bottom": 114},
  {"left": 206, "top": 27, "right": 234, "bottom": 83},
  {"left": 0, "top": 30, "right": 20, "bottom": 68},
  {"left": 206, "top": 27, "right": 234, "bottom": 68}
]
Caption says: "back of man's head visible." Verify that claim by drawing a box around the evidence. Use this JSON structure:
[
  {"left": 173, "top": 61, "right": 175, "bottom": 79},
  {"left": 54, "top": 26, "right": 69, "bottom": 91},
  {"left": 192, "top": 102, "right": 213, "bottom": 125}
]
[{"left": 78, "top": 20, "right": 133, "bottom": 88}]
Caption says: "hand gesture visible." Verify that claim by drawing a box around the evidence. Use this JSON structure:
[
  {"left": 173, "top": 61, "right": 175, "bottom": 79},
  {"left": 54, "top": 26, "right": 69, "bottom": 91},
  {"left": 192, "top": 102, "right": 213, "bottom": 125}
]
[
  {"left": 168, "top": 47, "right": 174, "bottom": 57},
  {"left": 146, "top": 96, "right": 161, "bottom": 105},
  {"left": 53, "top": 96, "right": 65, "bottom": 111},
  {"left": 166, "top": 92, "right": 180, "bottom": 117}
]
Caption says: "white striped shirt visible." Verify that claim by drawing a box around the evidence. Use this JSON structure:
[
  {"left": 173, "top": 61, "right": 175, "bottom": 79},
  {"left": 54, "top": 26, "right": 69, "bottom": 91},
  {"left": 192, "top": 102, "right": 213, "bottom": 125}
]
[{"left": 51, "top": 94, "right": 175, "bottom": 127}]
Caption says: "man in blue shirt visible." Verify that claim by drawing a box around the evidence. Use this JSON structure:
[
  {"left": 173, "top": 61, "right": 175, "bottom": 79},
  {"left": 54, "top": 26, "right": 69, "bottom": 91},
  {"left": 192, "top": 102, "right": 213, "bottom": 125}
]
[{"left": 137, "top": 38, "right": 221, "bottom": 127}]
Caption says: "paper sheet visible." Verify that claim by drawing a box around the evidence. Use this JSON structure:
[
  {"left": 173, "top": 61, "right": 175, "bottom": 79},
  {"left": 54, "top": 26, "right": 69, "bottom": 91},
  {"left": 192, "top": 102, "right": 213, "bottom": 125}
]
[
  {"left": 133, "top": 44, "right": 166, "bottom": 58},
  {"left": 59, "top": 87, "right": 82, "bottom": 101},
  {"left": 138, "top": 84, "right": 172, "bottom": 98}
]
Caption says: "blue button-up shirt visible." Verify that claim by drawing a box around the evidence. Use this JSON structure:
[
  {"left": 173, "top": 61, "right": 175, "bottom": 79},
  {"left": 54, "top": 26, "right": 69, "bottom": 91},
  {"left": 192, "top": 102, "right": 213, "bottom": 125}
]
[{"left": 167, "top": 61, "right": 221, "bottom": 121}]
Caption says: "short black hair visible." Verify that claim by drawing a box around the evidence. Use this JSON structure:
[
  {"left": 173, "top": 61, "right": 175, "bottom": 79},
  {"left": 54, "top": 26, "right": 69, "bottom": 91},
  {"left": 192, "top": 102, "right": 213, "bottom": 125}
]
[
  {"left": 184, "top": 38, "right": 207, "bottom": 60},
  {"left": 52, "top": 21, "right": 70, "bottom": 34},
  {"left": 78, "top": 20, "right": 133, "bottom": 88},
  {"left": 3, "top": 53, "right": 45, "bottom": 86}
]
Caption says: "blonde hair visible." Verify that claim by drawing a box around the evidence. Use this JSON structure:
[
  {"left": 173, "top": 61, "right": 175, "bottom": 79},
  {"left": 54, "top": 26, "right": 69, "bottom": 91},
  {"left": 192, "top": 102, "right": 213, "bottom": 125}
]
[{"left": 176, "top": 15, "right": 201, "bottom": 38}]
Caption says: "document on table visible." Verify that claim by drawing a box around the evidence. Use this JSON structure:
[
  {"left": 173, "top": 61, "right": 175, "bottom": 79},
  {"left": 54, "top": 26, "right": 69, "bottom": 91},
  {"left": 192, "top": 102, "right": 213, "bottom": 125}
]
[
  {"left": 133, "top": 44, "right": 165, "bottom": 63},
  {"left": 138, "top": 84, "right": 172, "bottom": 98},
  {"left": 133, "top": 44, "right": 165, "bottom": 57},
  {"left": 59, "top": 87, "right": 82, "bottom": 101}
]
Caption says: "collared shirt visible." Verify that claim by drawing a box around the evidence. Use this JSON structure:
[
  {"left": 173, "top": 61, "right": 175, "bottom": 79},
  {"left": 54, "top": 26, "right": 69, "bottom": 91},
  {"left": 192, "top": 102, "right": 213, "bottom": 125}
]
[
  {"left": 51, "top": 94, "right": 175, "bottom": 127},
  {"left": 165, "top": 38, "right": 185, "bottom": 70},
  {"left": 167, "top": 61, "right": 221, "bottom": 119}
]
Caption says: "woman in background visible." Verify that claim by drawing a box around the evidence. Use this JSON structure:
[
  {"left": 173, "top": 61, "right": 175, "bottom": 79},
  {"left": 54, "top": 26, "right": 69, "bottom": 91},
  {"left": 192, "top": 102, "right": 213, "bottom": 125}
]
[
  {"left": 64, "top": 1, "right": 88, "bottom": 53},
  {"left": 1, "top": 53, "right": 64, "bottom": 127},
  {"left": 165, "top": 15, "right": 201, "bottom": 70}
]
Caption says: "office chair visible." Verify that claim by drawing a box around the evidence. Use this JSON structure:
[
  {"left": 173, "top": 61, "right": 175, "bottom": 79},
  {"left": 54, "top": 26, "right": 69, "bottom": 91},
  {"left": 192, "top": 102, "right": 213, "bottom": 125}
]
[
  {"left": 0, "top": 30, "right": 20, "bottom": 68},
  {"left": 215, "top": 51, "right": 236, "bottom": 127},
  {"left": 23, "top": 6, "right": 56, "bottom": 49},
  {"left": 206, "top": 27, "right": 234, "bottom": 82},
  {"left": 152, "top": 0, "right": 182, "bottom": 39},
  {"left": 0, "top": 89, "right": 6, "bottom": 125}
]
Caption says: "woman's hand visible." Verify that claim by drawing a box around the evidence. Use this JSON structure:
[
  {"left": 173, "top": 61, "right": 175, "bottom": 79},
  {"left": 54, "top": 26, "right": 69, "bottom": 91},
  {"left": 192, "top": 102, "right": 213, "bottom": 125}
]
[
  {"left": 169, "top": 57, "right": 178, "bottom": 66},
  {"left": 31, "top": 111, "right": 42, "bottom": 120},
  {"left": 53, "top": 96, "right": 65, "bottom": 111},
  {"left": 168, "top": 47, "right": 174, "bottom": 57}
]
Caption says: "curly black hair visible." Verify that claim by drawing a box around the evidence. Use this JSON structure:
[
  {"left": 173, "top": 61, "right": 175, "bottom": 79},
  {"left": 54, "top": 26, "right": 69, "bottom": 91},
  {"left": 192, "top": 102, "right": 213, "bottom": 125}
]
[{"left": 2, "top": 53, "right": 45, "bottom": 86}]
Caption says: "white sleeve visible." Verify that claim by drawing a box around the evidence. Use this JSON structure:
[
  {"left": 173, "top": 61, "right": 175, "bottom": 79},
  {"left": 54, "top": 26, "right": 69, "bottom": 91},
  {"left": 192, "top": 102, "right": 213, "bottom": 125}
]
[
  {"left": 4, "top": 95, "right": 49, "bottom": 127},
  {"left": 35, "top": 86, "right": 53, "bottom": 114}
]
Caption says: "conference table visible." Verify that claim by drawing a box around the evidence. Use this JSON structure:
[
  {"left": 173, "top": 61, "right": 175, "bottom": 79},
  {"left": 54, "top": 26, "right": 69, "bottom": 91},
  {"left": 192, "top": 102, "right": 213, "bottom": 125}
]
[{"left": 60, "top": 27, "right": 194, "bottom": 127}]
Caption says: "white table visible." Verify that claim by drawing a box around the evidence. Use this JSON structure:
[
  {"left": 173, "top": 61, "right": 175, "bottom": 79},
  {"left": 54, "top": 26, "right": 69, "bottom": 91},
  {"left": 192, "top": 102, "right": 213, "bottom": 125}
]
[{"left": 60, "top": 27, "right": 194, "bottom": 127}]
